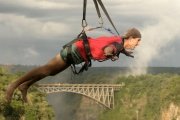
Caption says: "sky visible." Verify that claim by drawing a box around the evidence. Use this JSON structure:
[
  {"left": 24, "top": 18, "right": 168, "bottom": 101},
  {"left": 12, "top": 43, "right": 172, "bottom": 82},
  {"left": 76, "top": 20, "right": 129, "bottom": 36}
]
[{"left": 0, "top": 0, "right": 180, "bottom": 70}]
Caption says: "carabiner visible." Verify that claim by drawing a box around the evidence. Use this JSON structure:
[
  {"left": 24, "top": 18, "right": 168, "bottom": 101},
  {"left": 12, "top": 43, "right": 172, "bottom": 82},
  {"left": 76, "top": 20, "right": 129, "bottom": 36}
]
[{"left": 82, "top": 19, "right": 88, "bottom": 28}]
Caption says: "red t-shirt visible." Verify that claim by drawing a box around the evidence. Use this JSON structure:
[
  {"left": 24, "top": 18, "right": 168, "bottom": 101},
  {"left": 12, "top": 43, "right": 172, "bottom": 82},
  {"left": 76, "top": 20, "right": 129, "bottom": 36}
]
[{"left": 74, "top": 36, "right": 122, "bottom": 61}]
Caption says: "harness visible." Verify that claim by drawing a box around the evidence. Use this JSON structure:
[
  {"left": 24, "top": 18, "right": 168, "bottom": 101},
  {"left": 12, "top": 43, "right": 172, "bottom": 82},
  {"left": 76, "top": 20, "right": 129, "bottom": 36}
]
[
  {"left": 63, "top": 31, "right": 92, "bottom": 74},
  {"left": 63, "top": 0, "right": 122, "bottom": 74}
]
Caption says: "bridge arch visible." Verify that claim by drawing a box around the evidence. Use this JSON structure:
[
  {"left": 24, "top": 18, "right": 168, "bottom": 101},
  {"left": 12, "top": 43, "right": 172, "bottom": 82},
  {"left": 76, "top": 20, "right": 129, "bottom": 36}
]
[{"left": 37, "top": 83, "right": 124, "bottom": 109}]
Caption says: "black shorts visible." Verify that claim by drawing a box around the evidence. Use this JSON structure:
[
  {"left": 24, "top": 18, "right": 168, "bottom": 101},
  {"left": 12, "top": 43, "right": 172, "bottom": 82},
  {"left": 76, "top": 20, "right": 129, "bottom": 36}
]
[{"left": 60, "top": 44, "right": 84, "bottom": 64}]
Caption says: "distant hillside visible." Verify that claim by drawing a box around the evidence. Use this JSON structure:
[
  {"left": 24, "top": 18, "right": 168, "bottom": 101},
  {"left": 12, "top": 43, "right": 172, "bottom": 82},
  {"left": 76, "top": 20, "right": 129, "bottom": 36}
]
[
  {"left": 1, "top": 64, "right": 180, "bottom": 75},
  {"left": 0, "top": 64, "right": 36, "bottom": 73}
]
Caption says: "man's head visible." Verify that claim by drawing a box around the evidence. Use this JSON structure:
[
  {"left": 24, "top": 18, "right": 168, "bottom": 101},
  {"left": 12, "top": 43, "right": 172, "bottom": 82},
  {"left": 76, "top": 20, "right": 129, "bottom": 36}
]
[{"left": 123, "top": 28, "right": 141, "bottom": 50}]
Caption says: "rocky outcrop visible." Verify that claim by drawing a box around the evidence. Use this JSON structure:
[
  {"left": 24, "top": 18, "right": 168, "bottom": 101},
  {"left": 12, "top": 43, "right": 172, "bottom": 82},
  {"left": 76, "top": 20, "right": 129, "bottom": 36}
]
[{"left": 161, "top": 103, "right": 180, "bottom": 120}]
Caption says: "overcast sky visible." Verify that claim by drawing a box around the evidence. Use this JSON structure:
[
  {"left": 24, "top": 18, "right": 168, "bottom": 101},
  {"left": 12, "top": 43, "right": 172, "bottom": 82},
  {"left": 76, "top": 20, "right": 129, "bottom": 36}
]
[{"left": 0, "top": 0, "right": 180, "bottom": 68}]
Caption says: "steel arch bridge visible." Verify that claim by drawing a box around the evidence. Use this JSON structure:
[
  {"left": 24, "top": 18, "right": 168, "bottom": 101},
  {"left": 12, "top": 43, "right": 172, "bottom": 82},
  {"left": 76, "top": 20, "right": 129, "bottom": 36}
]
[{"left": 37, "top": 83, "right": 124, "bottom": 109}]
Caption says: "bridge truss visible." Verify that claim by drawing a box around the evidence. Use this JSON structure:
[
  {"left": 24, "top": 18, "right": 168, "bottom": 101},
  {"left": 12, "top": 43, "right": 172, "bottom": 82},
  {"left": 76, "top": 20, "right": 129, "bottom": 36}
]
[{"left": 37, "top": 83, "right": 124, "bottom": 109}]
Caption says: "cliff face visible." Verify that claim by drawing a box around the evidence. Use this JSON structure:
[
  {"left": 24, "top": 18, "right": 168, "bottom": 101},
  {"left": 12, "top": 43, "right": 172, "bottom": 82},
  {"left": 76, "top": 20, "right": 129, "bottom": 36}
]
[
  {"left": 75, "top": 96, "right": 104, "bottom": 120},
  {"left": 161, "top": 103, "right": 180, "bottom": 120}
]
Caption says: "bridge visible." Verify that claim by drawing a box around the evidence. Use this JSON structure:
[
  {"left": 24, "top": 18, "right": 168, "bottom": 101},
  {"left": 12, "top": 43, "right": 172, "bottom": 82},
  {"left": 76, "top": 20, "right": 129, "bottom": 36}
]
[{"left": 37, "top": 83, "right": 125, "bottom": 109}]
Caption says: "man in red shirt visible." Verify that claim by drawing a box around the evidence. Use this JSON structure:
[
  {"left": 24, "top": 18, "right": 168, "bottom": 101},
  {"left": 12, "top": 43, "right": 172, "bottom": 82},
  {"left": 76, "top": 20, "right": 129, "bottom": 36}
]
[{"left": 5, "top": 28, "right": 141, "bottom": 102}]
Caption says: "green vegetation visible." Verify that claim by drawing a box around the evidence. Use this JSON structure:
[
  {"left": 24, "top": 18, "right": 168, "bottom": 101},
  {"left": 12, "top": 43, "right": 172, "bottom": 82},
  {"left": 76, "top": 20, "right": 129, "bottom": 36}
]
[
  {"left": 1, "top": 65, "right": 180, "bottom": 120},
  {"left": 98, "top": 74, "right": 180, "bottom": 120},
  {"left": 0, "top": 67, "right": 55, "bottom": 120}
]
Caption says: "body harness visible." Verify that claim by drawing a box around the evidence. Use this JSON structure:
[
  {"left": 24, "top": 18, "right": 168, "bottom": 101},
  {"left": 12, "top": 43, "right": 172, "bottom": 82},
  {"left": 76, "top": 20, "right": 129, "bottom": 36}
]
[{"left": 63, "top": 0, "right": 133, "bottom": 74}]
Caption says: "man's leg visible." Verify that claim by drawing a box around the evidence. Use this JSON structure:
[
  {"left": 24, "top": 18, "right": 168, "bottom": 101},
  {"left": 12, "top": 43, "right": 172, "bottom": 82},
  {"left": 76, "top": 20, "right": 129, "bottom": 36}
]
[
  {"left": 18, "top": 54, "right": 69, "bottom": 102},
  {"left": 18, "top": 79, "right": 37, "bottom": 102},
  {"left": 5, "top": 53, "right": 69, "bottom": 102}
]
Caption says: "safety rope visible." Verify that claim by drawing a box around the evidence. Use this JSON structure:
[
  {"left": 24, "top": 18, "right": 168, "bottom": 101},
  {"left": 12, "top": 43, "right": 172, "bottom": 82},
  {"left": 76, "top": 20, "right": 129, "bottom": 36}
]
[
  {"left": 82, "top": 0, "right": 88, "bottom": 29},
  {"left": 82, "top": 0, "right": 119, "bottom": 35}
]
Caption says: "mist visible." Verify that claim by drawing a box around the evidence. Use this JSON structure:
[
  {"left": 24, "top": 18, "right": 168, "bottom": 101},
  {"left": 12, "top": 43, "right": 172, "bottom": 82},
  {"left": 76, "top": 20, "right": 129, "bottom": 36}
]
[{"left": 129, "top": 0, "right": 180, "bottom": 75}]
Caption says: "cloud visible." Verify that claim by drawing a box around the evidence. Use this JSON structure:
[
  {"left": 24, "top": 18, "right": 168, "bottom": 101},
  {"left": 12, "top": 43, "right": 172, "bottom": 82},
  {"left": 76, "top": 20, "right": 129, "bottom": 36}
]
[
  {"left": 24, "top": 47, "right": 39, "bottom": 58},
  {"left": 0, "top": 13, "right": 70, "bottom": 39},
  {"left": 0, "top": 0, "right": 180, "bottom": 67},
  {"left": 0, "top": 0, "right": 79, "bottom": 10},
  {"left": 0, "top": 0, "right": 83, "bottom": 22}
]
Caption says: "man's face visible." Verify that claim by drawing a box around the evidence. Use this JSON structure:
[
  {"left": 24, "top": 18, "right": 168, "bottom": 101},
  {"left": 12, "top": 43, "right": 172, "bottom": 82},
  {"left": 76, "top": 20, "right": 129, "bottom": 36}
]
[{"left": 125, "top": 37, "right": 141, "bottom": 50}]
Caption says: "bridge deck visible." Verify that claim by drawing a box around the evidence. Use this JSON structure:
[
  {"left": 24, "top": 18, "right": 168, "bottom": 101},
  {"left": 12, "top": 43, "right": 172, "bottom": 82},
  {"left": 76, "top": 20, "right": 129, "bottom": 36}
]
[{"left": 37, "top": 83, "right": 125, "bottom": 109}]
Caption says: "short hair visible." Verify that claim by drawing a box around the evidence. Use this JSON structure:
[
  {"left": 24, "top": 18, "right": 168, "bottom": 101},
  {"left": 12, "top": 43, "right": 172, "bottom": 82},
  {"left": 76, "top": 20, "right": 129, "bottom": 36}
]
[{"left": 122, "top": 28, "right": 141, "bottom": 39}]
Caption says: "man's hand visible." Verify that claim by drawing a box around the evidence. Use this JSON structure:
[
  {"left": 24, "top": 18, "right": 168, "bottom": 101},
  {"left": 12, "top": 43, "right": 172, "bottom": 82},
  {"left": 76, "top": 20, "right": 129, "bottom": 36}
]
[
  {"left": 111, "top": 56, "right": 119, "bottom": 61},
  {"left": 104, "top": 45, "right": 120, "bottom": 61}
]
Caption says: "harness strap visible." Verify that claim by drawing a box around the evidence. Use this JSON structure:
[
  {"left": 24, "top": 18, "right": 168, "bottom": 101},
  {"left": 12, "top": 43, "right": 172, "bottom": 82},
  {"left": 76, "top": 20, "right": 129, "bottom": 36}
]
[
  {"left": 82, "top": 0, "right": 119, "bottom": 35},
  {"left": 97, "top": 0, "right": 120, "bottom": 35},
  {"left": 79, "top": 32, "right": 92, "bottom": 69},
  {"left": 93, "top": 0, "right": 101, "bottom": 18},
  {"left": 66, "top": 45, "right": 74, "bottom": 64},
  {"left": 93, "top": 0, "right": 103, "bottom": 27},
  {"left": 70, "top": 62, "right": 89, "bottom": 74},
  {"left": 81, "top": 32, "right": 92, "bottom": 59},
  {"left": 63, "top": 38, "right": 79, "bottom": 49},
  {"left": 121, "top": 49, "right": 134, "bottom": 58},
  {"left": 66, "top": 45, "right": 89, "bottom": 74},
  {"left": 66, "top": 32, "right": 92, "bottom": 74}
]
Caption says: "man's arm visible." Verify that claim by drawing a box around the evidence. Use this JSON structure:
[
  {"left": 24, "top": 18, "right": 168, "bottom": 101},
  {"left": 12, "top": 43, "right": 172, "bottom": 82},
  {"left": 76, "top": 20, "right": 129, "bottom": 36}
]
[{"left": 103, "top": 45, "right": 119, "bottom": 61}]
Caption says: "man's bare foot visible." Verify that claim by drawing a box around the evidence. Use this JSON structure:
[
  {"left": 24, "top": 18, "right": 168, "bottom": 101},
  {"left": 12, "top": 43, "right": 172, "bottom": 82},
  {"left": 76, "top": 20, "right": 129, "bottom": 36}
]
[
  {"left": 18, "top": 85, "right": 29, "bottom": 103},
  {"left": 5, "top": 84, "right": 16, "bottom": 103}
]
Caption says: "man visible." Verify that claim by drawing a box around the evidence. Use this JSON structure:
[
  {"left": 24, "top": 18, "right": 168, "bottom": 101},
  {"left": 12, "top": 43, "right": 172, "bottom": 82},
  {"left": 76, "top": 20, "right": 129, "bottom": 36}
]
[{"left": 5, "top": 28, "right": 141, "bottom": 103}]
